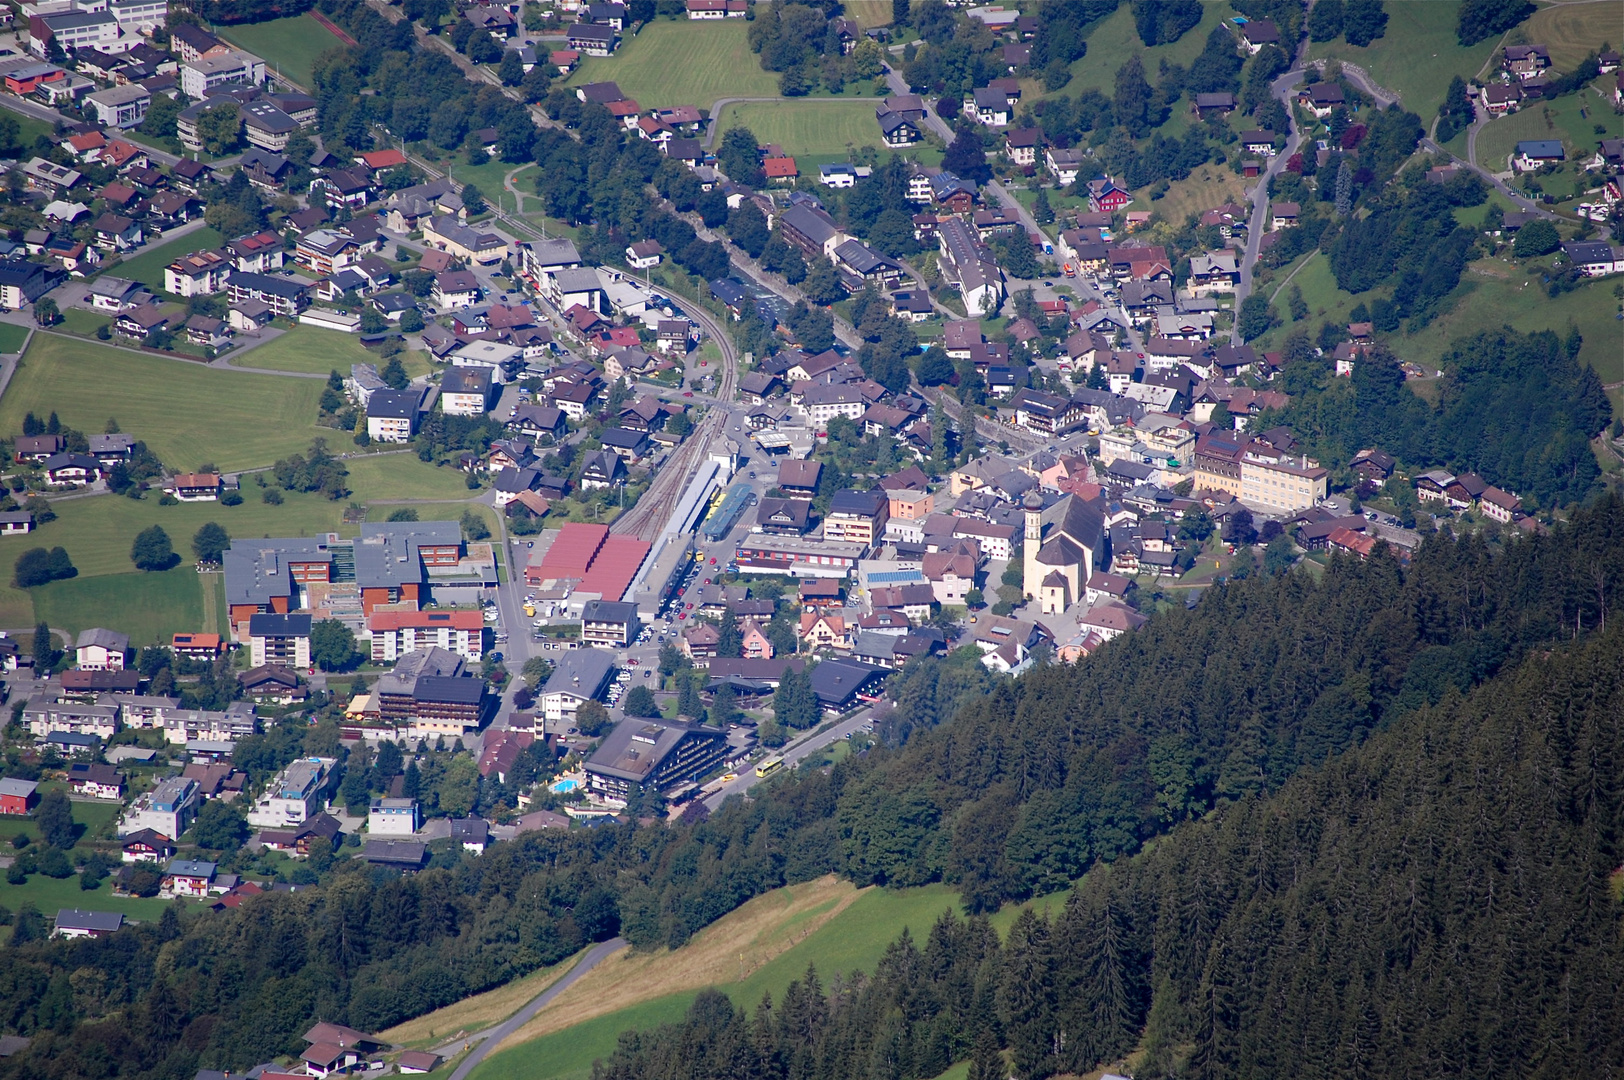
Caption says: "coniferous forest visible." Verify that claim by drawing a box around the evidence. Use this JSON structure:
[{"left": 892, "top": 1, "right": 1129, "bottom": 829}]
[
  {"left": 2, "top": 499, "right": 1623, "bottom": 1080},
  {"left": 594, "top": 624, "right": 1624, "bottom": 1080}
]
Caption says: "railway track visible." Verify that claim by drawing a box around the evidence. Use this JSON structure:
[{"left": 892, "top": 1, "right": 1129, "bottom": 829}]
[{"left": 612, "top": 299, "right": 739, "bottom": 541}]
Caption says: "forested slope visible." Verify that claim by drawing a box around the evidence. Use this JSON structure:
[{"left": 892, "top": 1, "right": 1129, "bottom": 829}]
[
  {"left": 593, "top": 625, "right": 1624, "bottom": 1080},
  {"left": 2, "top": 499, "right": 1622, "bottom": 1079},
  {"left": 845, "top": 494, "right": 1624, "bottom": 911}
]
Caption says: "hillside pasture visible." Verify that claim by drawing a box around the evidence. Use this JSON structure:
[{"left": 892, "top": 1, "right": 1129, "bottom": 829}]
[
  {"left": 1526, "top": 1, "right": 1623, "bottom": 70},
  {"left": 1308, "top": 0, "right": 1501, "bottom": 123},
  {"left": 471, "top": 876, "right": 965, "bottom": 1080},
  {"left": 1060, "top": 2, "right": 1234, "bottom": 99},
  {"left": 1474, "top": 87, "right": 1614, "bottom": 174}
]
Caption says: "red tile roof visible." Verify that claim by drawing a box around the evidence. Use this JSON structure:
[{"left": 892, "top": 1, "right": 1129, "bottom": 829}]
[
  {"left": 367, "top": 610, "right": 484, "bottom": 631},
  {"left": 359, "top": 149, "right": 409, "bottom": 170}
]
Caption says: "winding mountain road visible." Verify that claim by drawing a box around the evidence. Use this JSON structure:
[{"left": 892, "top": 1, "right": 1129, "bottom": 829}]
[{"left": 1328, "top": 60, "right": 1557, "bottom": 220}]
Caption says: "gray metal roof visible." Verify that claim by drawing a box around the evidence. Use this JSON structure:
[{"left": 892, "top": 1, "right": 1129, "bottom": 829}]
[
  {"left": 248, "top": 613, "right": 312, "bottom": 637},
  {"left": 542, "top": 648, "right": 614, "bottom": 700},
  {"left": 585, "top": 717, "right": 719, "bottom": 781},
  {"left": 554, "top": 267, "right": 603, "bottom": 294},
  {"left": 54, "top": 909, "right": 123, "bottom": 932},
  {"left": 582, "top": 599, "right": 638, "bottom": 623}
]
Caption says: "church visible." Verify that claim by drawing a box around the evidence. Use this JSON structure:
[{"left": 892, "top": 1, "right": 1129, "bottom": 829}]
[{"left": 1023, "top": 492, "right": 1110, "bottom": 615}]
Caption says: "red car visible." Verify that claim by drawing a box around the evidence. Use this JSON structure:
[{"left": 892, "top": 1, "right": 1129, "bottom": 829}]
[
  {"left": 683, "top": 391, "right": 694, "bottom": 397},
  {"left": 678, "top": 612, "right": 687, "bottom": 620}
]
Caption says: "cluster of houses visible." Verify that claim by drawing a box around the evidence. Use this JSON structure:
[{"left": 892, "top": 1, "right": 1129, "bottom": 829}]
[
  {"left": 6, "top": 624, "right": 312, "bottom": 759},
  {"left": 1474, "top": 43, "right": 1622, "bottom": 118},
  {"left": 9, "top": 427, "right": 140, "bottom": 492}
]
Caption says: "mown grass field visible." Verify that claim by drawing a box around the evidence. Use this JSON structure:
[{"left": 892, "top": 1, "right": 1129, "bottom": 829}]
[
  {"left": 1253, "top": 251, "right": 1624, "bottom": 385},
  {"left": 1474, "top": 86, "right": 1618, "bottom": 175},
  {"left": 449, "top": 158, "right": 530, "bottom": 218},
  {"left": 472, "top": 877, "right": 965, "bottom": 1080},
  {"left": 0, "top": 484, "right": 347, "bottom": 629},
  {"left": 1308, "top": 0, "right": 1501, "bottom": 124},
  {"left": 1526, "top": 0, "right": 1624, "bottom": 70},
  {"left": 714, "top": 100, "right": 885, "bottom": 165},
  {"left": 843, "top": 0, "right": 893, "bottom": 29},
  {"left": 109, "top": 228, "right": 225, "bottom": 293},
  {"left": 7, "top": 108, "right": 58, "bottom": 150},
  {"left": 216, "top": 13, "right": 348, "bottom": 89},
  {"left": 32, "top": 566, "right": 204, "bottom": 646},
  {"left": 0, "top": 795, "right": 180, "bottom": 922},
  {"left": 0, "top": 871, "right": 181, "bottom": 922},
  {"left": 0, "top": 333, "right": 329, "bottom": 472},
  {"left": 232, "top": 326, "right": 435, "bottom": 379},
  {"left": 565, "top": 20, "right": 779, "bottom": 109},
  {"left": 0, "top": 794, "right": 119, "bottom": 850},
  {"left": 1060, "top": 1, "right": 1235, "bottom": 99},
  {"left": 0, "top": 325, "right": 28, "bottom": 353},
  {"left": 345, "top": 453, "right": 484, "bottom": 501},
  {"left": 0, "top": 450, "right": 478, "bottom": 631}
]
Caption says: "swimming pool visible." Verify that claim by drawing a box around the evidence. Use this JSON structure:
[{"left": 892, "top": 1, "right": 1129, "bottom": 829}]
[{"left": 551, "top": 778, "right": 580, "bottom": 793}]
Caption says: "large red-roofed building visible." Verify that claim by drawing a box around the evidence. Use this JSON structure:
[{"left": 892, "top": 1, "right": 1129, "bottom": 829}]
[
  {"left": 534, "top": 522, "right": 609, "bottom": 579},
  {"left": 577, "top": 535, "right": 651, "bottom": 602},
  {"left": 524, "top": 523, "right": 649, "bottom": 601}
]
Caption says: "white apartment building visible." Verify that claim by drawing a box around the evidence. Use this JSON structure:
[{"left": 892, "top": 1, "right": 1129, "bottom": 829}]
[
  {"left": 179, "top": 49, "right": 264, "bottom": 99},
  {"left": 164, "top": 248, "right": 232, "bottom": 297},
  {"left": 1239, "top": 449, "right": 1329, "bottom": 512},
  {"left": 117, "top": 776, "right": 200, "bottom": 840},
  {"left": 108, "top": 0, "right": 165, "bottom": 33},
  {"left": 85, "top": 83, "right": 149, "bottom": 128},
  {"left": 367, "top": 609, "right": 484, "bottom": 665},
  {"left": 246, "top": 757, "right": 335, "bottom": 828},
  {"left": 368, "top": 798, "right": 419, "bottom": 836}
]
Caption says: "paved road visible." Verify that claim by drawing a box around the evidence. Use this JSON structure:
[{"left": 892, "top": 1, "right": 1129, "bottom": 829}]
[
  {"left": 1327, "top": 60, "right": 1558, "bottom": 221},
  {"left": 881, "top": 68, "right": 1052, "bottom": 253},
  {"left": 0, "top": 94, "right": 192, "bottom": 169},
  {"left": 1231, "top": 67, "right": 1307, "bottom": 338},
  {"left": 444, "top": 936, "right": 628, "bottom": 1080},
  {"left": 701, "top": 702, "right": 886, "bottom": 811},
  {"left": 0, "top": 93, "right": 64, "bottom": 130}
]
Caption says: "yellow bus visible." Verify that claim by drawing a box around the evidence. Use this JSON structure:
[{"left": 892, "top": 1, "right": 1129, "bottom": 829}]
[{"left": 754, "top": 757, "right": 783, "bottom": 778}]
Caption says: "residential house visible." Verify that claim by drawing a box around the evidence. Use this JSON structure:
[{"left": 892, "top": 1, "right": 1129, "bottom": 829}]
[
  {"left": 1004, "top": 126, "right": 1044, "bottom": 166},
  {"left": 76, "top": 628, "right": 128, "bottom": 670},
  {"left": 423, "top": 217, "right": 508, "bottom": 264},
  {"left": 1298, "top": 82, "right": 1345, "bottom": 117},
  {"left": 68, "top": 763, "right": 123, "bottom": 800},
  {"left": 798, "top": 612, "right": 849, "bottom": 651},
  {"left": 43, "top": 452, "right": 103, "bottom": 484},
  {"left": 440, "top": 365, "right": 496, "bottom": 416},
  {"left": 968, "top": 87, "right": 1010, "bottom": 126}
]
